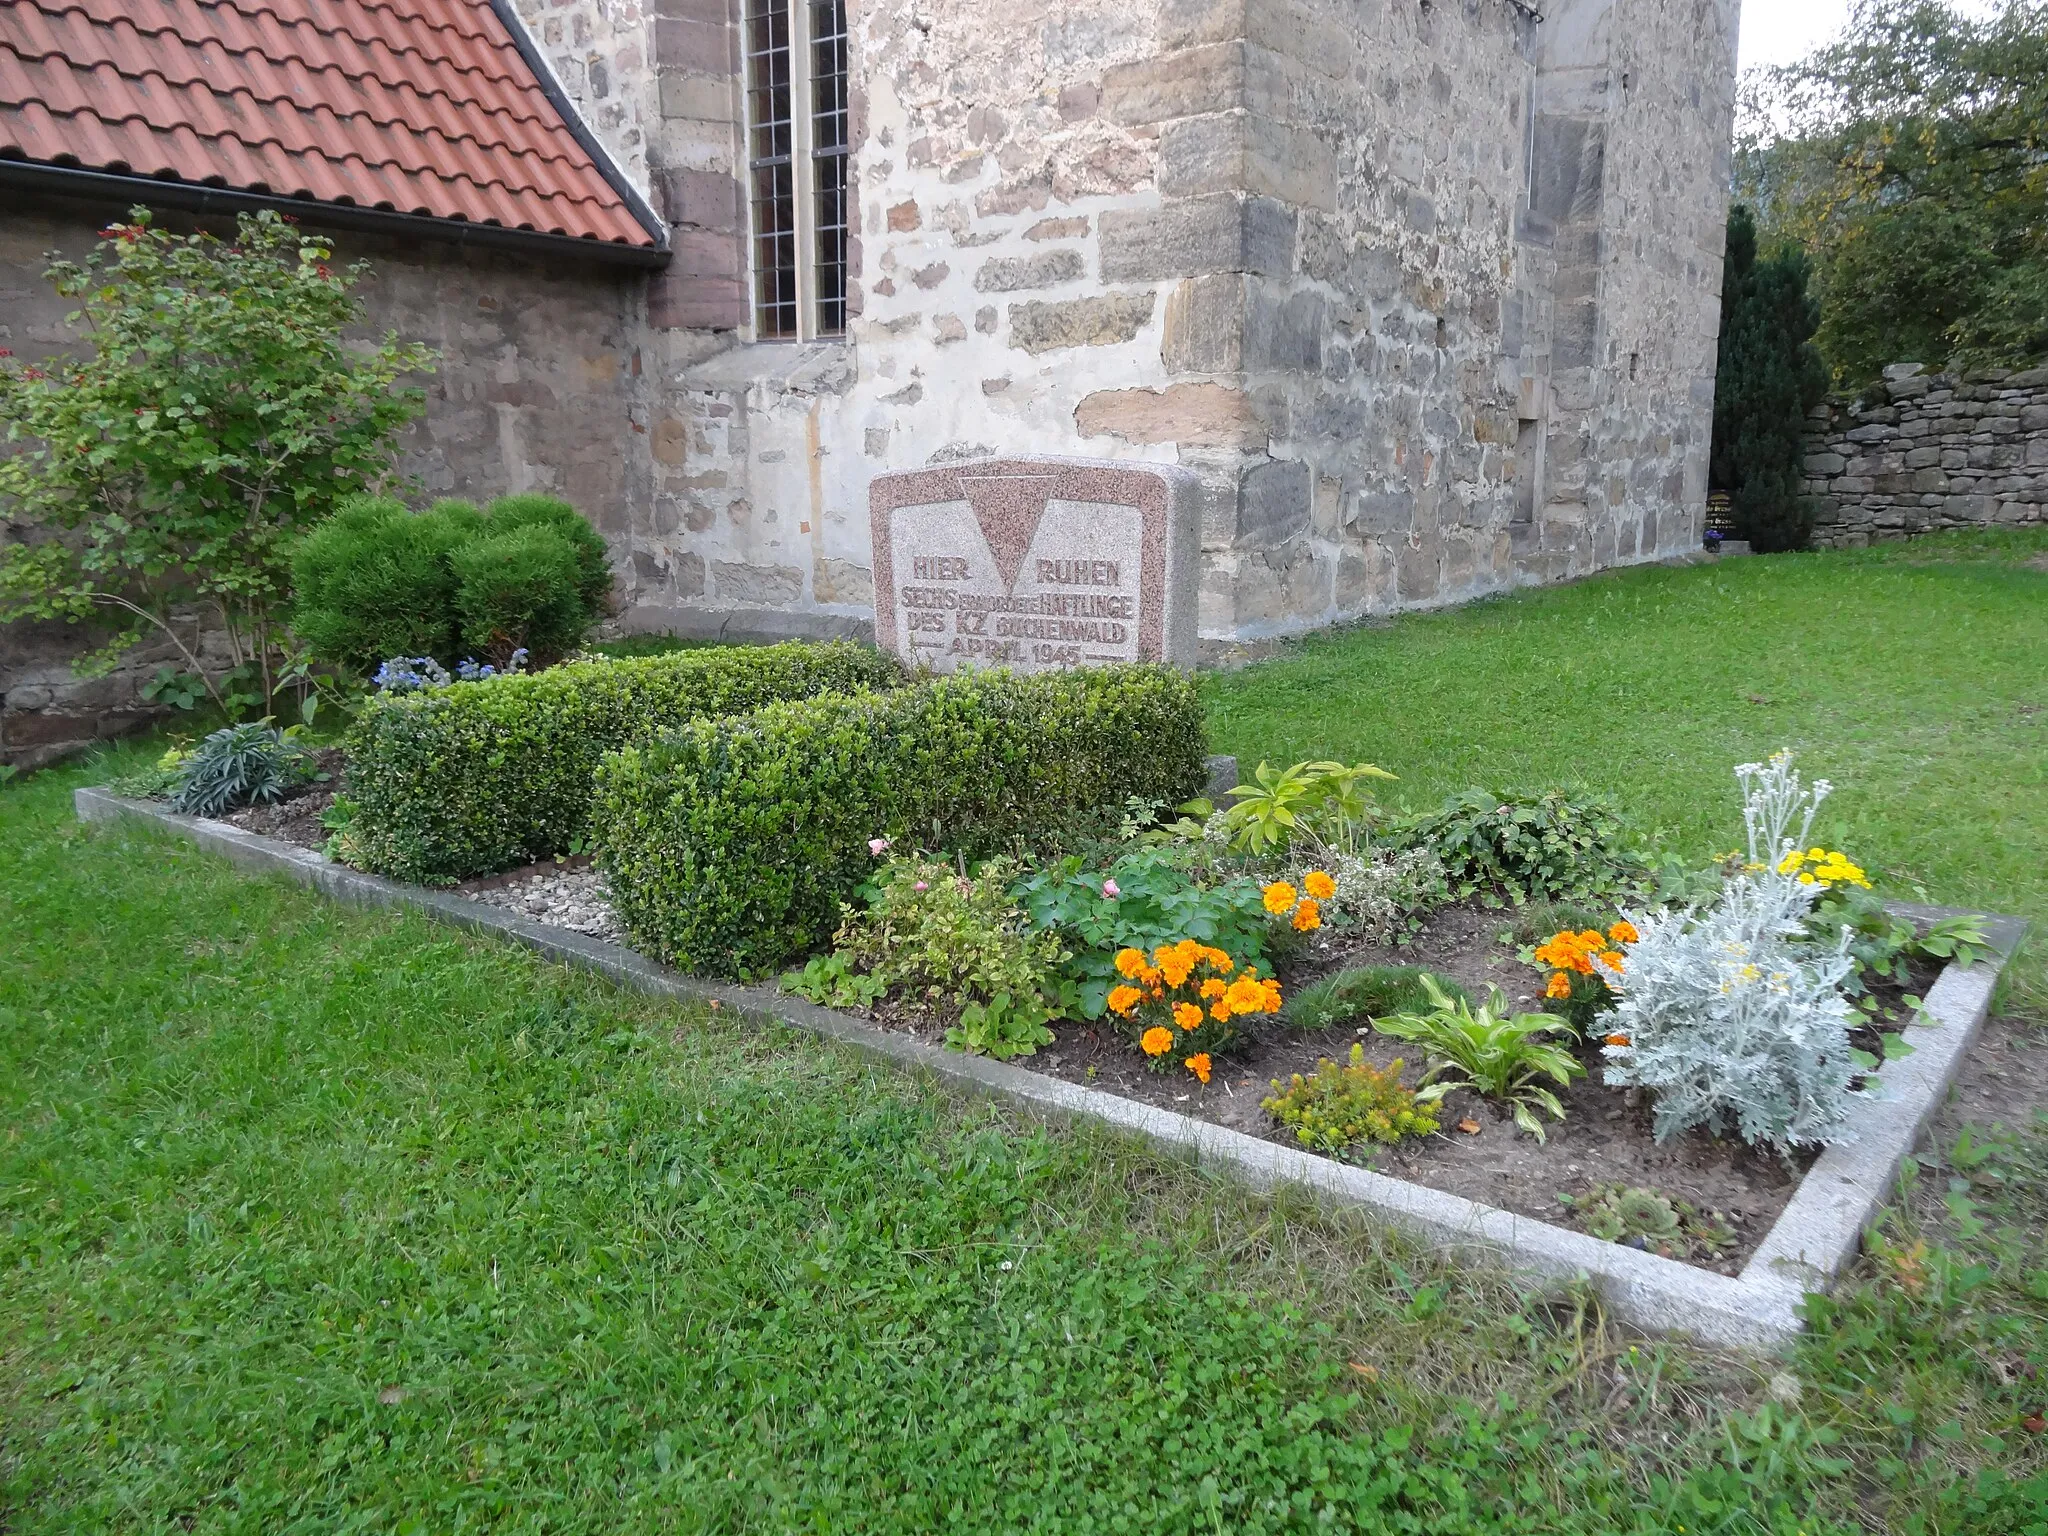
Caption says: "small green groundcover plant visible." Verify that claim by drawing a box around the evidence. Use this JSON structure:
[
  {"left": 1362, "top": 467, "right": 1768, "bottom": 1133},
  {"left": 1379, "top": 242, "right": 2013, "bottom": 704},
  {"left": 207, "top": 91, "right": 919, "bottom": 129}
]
[
  {"left": 784, "top": 852, "right": 1066, "bottom": 1060},
  {"left": 1283, "top": 965, "right": 1468, "bottom": 1032},
  {"left": 292, "top": 492, "right": 609, "bottom": 675},
  {"left": 1373, "top": 976, "right": 1584, "bottom": 1142},
  {"left": 1557, "top": 1183, "right": 1735, "bottom": 1263},
  {"left": 1402, "top": 787, "right": 1647, "bottom": 907},
  {"left": 1263, "top": 1045, "right": 1444, "bottom": 1158}
]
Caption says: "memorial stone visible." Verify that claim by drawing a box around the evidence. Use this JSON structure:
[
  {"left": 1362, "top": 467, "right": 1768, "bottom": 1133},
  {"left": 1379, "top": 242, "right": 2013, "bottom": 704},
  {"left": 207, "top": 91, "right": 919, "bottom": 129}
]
[{"left": 868, "top": 456, "right": 1201, "bottom": 673}]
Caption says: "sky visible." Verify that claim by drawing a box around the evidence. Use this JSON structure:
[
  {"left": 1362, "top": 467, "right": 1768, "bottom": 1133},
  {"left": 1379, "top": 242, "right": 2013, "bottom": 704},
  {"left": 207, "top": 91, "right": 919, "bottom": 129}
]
[{"left": 1737, "top": 0, "right": 2002, "bottom": 74}]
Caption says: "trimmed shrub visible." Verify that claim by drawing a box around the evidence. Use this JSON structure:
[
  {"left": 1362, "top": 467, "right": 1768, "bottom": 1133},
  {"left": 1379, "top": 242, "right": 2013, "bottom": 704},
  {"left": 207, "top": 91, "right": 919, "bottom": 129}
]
[
  {"left": 290, "top": 496, "right": 472, "bottom": 673},
  {"left": 485, "top": 493, "right": 612, "bottom": 612},
  {"left": 344, "top": 640, "right": 906, "bottom": 884},
  {"left": 594, "top": 665, "right": 1208, "bottom": 978},
  {"left": 291, "top": 494, "right": 611, "bottom": 676},
  {"left": 449, "top": 522, "right": 587, "bottom": 667}
]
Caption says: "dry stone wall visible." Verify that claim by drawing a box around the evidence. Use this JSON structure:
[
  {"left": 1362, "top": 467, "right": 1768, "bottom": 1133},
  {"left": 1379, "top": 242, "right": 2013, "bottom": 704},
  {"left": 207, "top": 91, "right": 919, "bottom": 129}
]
[{"left": 1802, "top": 367, "right": 2048, "bottom": 547}]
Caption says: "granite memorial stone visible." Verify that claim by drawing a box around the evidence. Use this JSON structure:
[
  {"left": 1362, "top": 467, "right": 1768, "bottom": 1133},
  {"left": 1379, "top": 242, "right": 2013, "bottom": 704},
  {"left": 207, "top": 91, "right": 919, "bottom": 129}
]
[{"left": 868, "top": 455, "right": 1201, "bottom": 673}]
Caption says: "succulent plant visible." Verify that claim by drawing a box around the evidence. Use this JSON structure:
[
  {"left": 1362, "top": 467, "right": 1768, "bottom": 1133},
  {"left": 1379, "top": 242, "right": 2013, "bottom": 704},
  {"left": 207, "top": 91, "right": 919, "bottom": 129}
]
[{"left": 1557, "top": 1183, "right": 1733, "bottom": 1261}]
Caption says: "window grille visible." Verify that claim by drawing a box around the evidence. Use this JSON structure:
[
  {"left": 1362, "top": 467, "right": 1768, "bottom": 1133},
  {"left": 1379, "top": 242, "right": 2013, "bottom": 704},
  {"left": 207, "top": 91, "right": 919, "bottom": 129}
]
[{"left": 745, "top": 0, "right": 848, "bottom": 340}]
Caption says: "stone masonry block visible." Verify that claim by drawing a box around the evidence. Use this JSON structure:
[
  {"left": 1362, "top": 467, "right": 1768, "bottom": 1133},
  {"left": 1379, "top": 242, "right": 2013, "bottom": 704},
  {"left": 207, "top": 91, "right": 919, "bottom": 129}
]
[
  {"left": 654, "top": 16, "right": 734, "bottom": 73},
  {"left": 1101, "top": 43, "right": 1246, "bottom": 125},
  {"left": 655, "top": 168, "right": 742, "bottom": 232},
  {"left": 1243, "top": 281, "right": 1321, "bottom": 372},
  {"left": 1162, "top": 274, "right": 1245, "bottom": 373},
  {"left": 1157, "top": 112, "right": 1339, "bottom": 211},
  {"left": 1100, "top": 195, "right": 1294, "bottom": 284},
  {"left": 974, "top": 249, "right": 1085, "bottom": 292},
  {"left": 1008, "top": 292, "right": 1157, "bottom": 354},
  {"left": 1234, "top": 457, "right": 1310, "bottom": 549},
  {"left": 660, "top": 73, "right": 736, "bottom": 123},
  {"left": 1075, "top": 382, "right": 1269, "bottom": 449}
]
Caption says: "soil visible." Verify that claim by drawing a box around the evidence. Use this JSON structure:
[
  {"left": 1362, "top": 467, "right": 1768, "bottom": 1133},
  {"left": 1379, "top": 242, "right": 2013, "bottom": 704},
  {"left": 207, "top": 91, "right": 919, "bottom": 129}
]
[
  {"left": 842, "top": 900, "right": 1950, "bottom": 1278},
  {"left": 221, "top": 748, "right": 344, "bottom": 850}
]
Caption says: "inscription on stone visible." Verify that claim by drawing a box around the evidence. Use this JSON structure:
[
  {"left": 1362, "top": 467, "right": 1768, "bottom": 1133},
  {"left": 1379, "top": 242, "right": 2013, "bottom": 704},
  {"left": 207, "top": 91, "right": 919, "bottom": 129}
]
[{"left": 869, "top": 456, "right": 1200, "bottom": 673}]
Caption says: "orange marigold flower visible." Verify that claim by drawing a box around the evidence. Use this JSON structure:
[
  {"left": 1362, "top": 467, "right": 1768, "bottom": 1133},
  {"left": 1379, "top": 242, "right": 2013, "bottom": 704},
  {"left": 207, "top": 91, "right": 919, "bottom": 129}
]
[
  {"left": 1608, "top": 920, "right": 1639, "bottom": 945},
  {"left": 1137, "top": 966, "right": 1162, "bottom": 988},
  {"left": 1262, "top": 881, "right": 1298, "bottom": 915},
  {"left": 1212, "top": 1001, "right": 1233, "bottom": 1021},
  {"left": 1224, "top": 977, "right": 1266, "bottom": 1015},
  {"left": 1184, "top": 1053, "right": 1212, "bottom": 1084},
  {"left": 1545, "top": 971, "right": 1573, "bottom": 999},
  {"left": 1114, "top": 947, "right": 1147, "bottom": 978},
  {"left": 1292, "top": 899, "right": 1322, "bottom": 932},
  {"left": 1107, "top": 984, "right": 1143, "bottom": 1015},
  {"left": 1199, "top": 977, "right": 1227, "bottom": 999},
  {"left": 1303, "top": 870, "right": 1337, "bottom": 901},
  {"left": 1570, "top": 953, "right": 1596, "bottom": 974},
  {"left": 1208, "top": 950, "right": 1235, "bottom": 974},
  {"left": 1599, "top": 951, "right": 1626, "bottom": 972},
  {"left": 1260, "top": 980, "right": 1283, "bottom": 1013},
  {"left": 1604, "top": 1033, "right": 1631, "bottom": 1047},
  {"left": 1141, "top": 1026, "right": 1175, "bottom": 1056},
  {"left": 1173, "top": 1001, "right": 1205, "bottom": 1031}
]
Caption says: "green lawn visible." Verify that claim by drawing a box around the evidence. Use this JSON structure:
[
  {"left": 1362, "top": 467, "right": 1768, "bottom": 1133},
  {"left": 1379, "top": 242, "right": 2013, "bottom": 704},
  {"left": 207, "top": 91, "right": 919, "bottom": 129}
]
[
  {"left": 1206, "top": 529, "right": 2048, "bottom": 1015},
  {"left": 3, "top": 531, "right": 2045, "bottom": 1532}
]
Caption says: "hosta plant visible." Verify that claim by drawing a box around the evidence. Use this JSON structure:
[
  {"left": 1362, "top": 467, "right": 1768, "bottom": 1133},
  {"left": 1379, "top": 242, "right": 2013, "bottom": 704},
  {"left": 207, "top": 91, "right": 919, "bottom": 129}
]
[
  {"left": 1263, "top": 1046, "right": 1445, "bottom": 1159},
  {"left": 1373, "top": 976, "right": 1583, "bottom": 1141}
]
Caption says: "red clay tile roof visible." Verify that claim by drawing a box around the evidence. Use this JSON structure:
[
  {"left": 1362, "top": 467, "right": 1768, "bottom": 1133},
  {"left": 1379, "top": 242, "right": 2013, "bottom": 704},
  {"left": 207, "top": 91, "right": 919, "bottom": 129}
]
[{"left": 0, "top": 0, "right": 660, "bottom": 248}]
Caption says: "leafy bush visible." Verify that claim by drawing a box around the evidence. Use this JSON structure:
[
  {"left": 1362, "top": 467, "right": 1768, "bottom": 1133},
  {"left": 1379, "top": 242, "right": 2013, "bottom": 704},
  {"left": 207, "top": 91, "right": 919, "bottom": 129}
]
[
  {"left": 107, "top": 743, "right": 192, "bottom": 800},
  {"left": 0, "top": 208, "right": 432, "bottom": 713},
  {"left": 292, "top": 493, "right": 608, "bottom": 675},
  {"left": 1373, "top": 976, "right": 1583, "bottom": 1142},
  {"left": 1297, "top": 846, "right": 1445, "bottom": 942},
  {"left": 344, "top": 640, "right": 904, "bottom": 884},
  {"left": 1283, "top": 966, "right": 1467, "bottom": 1032},
  {"left": 1263, "top": 1046, "right": 1443, "bottom": 1157},
  {"left": 168, "top": 722, "right": 314, "bottom": 818},
  {"left": 594, "top": 665, "right": 1206, "bottom": 979},
  {"left": 788, "top": 853, "right": 1066, "bottom": 1060},
  {"left": 1601, "top": 753, "right": 1862, "bottom": 1151},
  {"left": 1104, "top": 940, "right": 1279, "bottom": 1076},
  {"left": 1011, "top": 844, "right": 1274, "bottom": 1019},
  {"left": 1402, "top": 787, "right": 1645, "bottom": 907},
  {"left": 1219, "top": 759, "right": 1396, "bottom": 856}
]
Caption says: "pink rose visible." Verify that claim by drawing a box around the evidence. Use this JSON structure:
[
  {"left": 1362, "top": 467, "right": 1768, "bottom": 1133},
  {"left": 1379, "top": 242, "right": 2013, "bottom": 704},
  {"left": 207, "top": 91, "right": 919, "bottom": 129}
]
[
  {"left": 868, "top": 838, "right": 890, "bottom": 856},
  {"left": 1102, "top": 879, "right": 1121, "bottom": 899},
  {"left": 913, "top": 881, "right": 929, "bottom": 892}
]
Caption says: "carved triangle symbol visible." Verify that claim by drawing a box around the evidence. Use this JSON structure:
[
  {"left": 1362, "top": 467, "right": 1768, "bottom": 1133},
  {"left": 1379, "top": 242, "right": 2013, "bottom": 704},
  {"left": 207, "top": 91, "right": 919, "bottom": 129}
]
[{"left": 958, "top": 474, "right": 1058, "bottom": 593}]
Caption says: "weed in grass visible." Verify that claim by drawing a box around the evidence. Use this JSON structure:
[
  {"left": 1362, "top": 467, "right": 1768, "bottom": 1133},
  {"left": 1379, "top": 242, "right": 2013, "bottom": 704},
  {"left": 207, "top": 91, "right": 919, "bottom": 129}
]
[{"left": 1284, "top": 964, "right": 1468, "bottom": 1030}]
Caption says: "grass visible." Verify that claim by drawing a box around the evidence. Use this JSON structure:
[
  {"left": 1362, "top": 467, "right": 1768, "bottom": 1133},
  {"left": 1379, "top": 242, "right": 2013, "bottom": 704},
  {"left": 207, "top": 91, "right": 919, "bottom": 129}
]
[
  {"left": 1205, "top": 529, "right": 2048, "bottom": 1015},
  {"left": 2, "top": 531, "right": 2045, "bottom": 1530}
]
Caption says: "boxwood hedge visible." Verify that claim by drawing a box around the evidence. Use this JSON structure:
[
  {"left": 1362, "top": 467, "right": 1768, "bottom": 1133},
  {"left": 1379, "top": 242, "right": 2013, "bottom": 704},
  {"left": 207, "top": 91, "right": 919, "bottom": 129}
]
[
  {"left": 591, "top": 665, "right": 1207, "bottom": 979},
  {"left": 343, "top": 641, "right": 906, "bottom": 883}
]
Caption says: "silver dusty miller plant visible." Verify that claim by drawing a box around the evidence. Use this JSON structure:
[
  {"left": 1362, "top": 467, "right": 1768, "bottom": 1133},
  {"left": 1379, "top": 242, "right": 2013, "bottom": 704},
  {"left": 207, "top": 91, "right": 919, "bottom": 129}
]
[{"left": 1599, "top": 752, "right": 1860, "bottom": 1153}]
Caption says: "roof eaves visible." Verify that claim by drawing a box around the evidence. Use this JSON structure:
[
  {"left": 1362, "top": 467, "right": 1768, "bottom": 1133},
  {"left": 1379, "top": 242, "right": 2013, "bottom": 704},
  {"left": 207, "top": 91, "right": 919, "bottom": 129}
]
[
  {"left": 481, "top": 0, "right": 668, "bottom": 255},
  {"left": 0, "top": 156, "right": 673, "bottom": 267}
]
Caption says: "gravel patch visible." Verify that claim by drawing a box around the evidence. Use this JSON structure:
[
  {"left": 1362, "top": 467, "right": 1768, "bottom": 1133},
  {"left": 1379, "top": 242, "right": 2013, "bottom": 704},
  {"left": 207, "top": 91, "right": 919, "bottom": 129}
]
[{"left": 468, "top": 866, "right": 626, "bottom": 943}]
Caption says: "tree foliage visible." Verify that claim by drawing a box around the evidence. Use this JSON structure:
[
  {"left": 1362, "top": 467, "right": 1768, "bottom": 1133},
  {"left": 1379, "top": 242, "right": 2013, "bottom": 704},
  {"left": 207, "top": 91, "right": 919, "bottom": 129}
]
[
  {"left": 1710, "top": 207, "right": 1830, "bottom": 552},
  {"left": 0, "top": 208, "right": 434, "bottom": 709},
  {"left": 1736, "top": 0, "right": 2048, "bottom": 384}
]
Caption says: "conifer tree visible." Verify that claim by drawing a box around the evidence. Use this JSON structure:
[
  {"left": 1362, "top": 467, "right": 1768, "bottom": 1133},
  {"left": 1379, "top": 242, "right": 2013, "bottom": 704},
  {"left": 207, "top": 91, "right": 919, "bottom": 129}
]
[{"left": 1710, "top": 207, "right": 1829, "bottom": 553}]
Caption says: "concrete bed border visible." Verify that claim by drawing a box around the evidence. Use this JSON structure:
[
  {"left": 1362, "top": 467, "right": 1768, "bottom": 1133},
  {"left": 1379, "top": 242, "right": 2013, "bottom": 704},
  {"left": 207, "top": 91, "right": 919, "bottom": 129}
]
[{"left": 76, "top": 786, "right": 2025, "bottom": 1352}]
